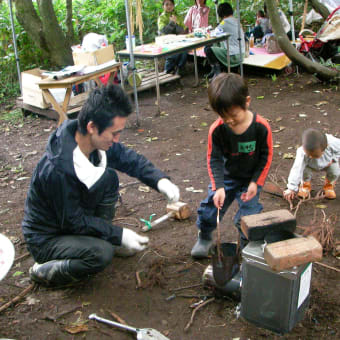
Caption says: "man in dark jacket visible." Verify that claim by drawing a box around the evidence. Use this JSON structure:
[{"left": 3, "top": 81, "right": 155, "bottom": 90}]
[{"left": 22, "top": 85, "right": 180, "bottom": 286}]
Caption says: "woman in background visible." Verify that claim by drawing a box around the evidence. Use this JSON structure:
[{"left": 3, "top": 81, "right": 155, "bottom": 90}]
[
  {"left": 158, "top": 0, "right": 187, "bottom": 75},
  {"left": 184, "top": 0, "right": 210, "bottom": 33}
]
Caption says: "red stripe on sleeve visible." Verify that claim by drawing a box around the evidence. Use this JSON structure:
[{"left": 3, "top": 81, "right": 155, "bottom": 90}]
[
  {"left": 207, "top": 118, "right": 224, "bottom": 191},
  {"left": 256, "top": 115, "right": 273, "bottom": 186}
]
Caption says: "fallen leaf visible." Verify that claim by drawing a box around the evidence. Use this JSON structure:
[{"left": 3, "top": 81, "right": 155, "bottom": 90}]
[
  {"left": 256, "top": 96, "right": 264, "bottom": 99},
  {"left": 201, "top": 122, "right": 208, "bottom": 127},
  {"left": 151, "top": 137, "right": 158, "bottom": 141},
  {"left": 315, "top": 204, "right": 327, "bottom": 209},
  {"left": 13, "top": 271, "right": 24, "bottom": 277},
  {"left": 138, "top": 186, "right": 150, "bottom": 193},
  {"left": 26, "top": 296, "right": 40, "bottom": 305},
  {"left": 273, "top": 144, "right": 280, "bottom": 148},
  {"left": 283, "top": 153, "right": 294, "bottom": 159},
  {"left": 314, "top": 101, "right": 328, "bottom": 107},
  {"left": 299, "top": 114, "right": 307, "bottom": 118},
  {"left": 64, "top": 324, "right": 88, "bottom": 334},
  {"left": 292, "top": 102, "right": 301, "bottom": 107},
  {"left": 275, "top": 117, "right": 282, "bottom": 122}
]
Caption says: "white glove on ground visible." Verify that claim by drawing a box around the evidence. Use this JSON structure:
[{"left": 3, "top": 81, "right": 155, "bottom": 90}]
[
  {"left": 157, "top": 178, "right": 180, "bottom": 203},
  {"left": 115, "top": 229, "right": 149, "bottom": 257}
]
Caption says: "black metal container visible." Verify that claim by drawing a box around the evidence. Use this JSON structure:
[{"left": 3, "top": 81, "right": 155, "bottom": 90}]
[{"left": 241, "top": 241, "right": 312, "bottom": 334}]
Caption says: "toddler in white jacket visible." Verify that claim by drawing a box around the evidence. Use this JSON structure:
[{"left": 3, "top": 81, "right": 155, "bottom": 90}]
[{"left": 284, "top": 128, "right": 340, "bottom": 201}]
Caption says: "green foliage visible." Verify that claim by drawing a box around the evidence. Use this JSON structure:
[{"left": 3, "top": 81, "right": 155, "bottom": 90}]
[
  {"left": 0, "top": 0, "right": 323, "bottom": 103},
  {"left": 0, "top": 108, "right": 23, "bottom": 124}
]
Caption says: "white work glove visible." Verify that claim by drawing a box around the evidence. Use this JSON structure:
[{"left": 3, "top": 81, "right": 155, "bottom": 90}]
[
  {"left": 115, "top": 229, "right": 149, "bottom": 257},
  {"left": 157, "top": 178, "right": 180, "bottom": 203}
]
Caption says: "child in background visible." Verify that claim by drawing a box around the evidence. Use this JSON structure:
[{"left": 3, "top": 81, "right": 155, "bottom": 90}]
[
  {"left": 158, "top": 0, "right": 187, "bottom": 75},
  {"left": 283, "top": 129, "right": 340, "bottom": 201},
  {"left": 204, "top": 2, "right": 245, "bottom": 80},
  {"left": 184, "top": 0, "right": 210, "bottom": 33},
  {"left": 191, "top": 73, "right": 273, "bottom": 258},
  {"left": 255, "top": 10, "right": 270, "bottom": 39}
]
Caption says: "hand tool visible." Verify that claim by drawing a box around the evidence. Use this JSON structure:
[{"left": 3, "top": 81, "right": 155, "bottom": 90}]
[
  {"left": 141, "top": 201, "right": 191, "bottom": 232},
  {"left": 89, "top": 313, "right": 170, "bottom": 340}
]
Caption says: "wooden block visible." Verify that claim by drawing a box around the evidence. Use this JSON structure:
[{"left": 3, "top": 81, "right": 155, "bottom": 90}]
[
  {"left": 264, "top": 236, "right": 323, "bottom": 271},
  {"left": 241, "top": 209, "right": 296, "bottom": 241}
]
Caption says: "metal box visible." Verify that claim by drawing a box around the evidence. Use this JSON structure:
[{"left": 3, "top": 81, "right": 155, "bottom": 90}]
[{"left": 241, "top": 241, "right": 312, "bottom": 334}]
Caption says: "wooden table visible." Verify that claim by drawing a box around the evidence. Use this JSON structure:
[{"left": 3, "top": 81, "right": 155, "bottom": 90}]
[
  {"left": 117, "top": 34, "right": 230, "bottom": 113},
  {"left": 37, "top": 61, "right": 121, "bottom": 125}
]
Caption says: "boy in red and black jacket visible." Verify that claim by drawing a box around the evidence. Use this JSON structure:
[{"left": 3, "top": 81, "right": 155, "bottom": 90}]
[{"left": 191, "top": 73, "right": 273, "bottom": 258}]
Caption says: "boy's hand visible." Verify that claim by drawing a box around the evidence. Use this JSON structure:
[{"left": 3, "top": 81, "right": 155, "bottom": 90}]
[
  {"left": 283, "top": 189, "right": 296, "bottom": 201},
  {"left": 241, "top": 182, "right": 257, "bottom": 202},
  {"left": 213, "top": 188, "right": 225, "bottom": 209}
]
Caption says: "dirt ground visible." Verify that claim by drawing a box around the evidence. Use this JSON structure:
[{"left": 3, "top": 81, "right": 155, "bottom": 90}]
[{"left": 0, "top": 65, "right": 339, "bottom": 340}]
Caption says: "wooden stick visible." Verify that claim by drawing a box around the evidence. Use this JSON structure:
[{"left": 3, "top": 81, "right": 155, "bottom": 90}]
[
  {"left": 315, "top": 261, "right": 340, "bottom": 273},
  {"left": 301, "top": 0, "right": 309, "bottom": 32},
  {"left": 216, "top": 208, "right": 222, "bottom": 262},
  {"left": 14, "top": 252, "right": 30, "bottom": 263},
  {"left": 108, "top": 310, "right": 127, "bottom": 325},
  {"left": 184, "top": 297, "right": 215, "bottom": 332},
  {"left": 135, "top": 271, "right": 142, "bottom": 288},
  {"left": 170, "top": 283, "right": 202, "bottom": 292},
  {"left": 0, "top": 283, "right": 35, "bottom": 313}
]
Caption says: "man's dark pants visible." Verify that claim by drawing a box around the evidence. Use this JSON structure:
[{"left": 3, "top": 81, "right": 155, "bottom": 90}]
[{"left": 27, "top": 168, "right": 119, "bottom": 281}]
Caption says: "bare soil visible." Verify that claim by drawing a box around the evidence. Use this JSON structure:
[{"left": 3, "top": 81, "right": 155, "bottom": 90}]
[{"left": 0, "top": 67, "right": 339, "bottom": 340}]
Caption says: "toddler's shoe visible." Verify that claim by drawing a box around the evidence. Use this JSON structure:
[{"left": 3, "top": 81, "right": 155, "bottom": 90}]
[
  {"left": 298, "top": 181, "right": 311, "bottom": 199},
  {"left": 323, "top": 179, "right": 336, "bottom": 199}
]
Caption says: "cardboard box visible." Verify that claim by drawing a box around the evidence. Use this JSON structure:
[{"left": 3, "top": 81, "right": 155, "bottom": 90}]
[
  {"left": 21, "top": 68, "right": 50, "bottom": 109},
  {"left": 72, "top": 44, "right": 115, "bottom": 66}
]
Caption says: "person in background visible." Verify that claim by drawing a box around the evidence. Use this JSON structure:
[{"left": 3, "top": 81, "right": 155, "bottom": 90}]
[
  {"left": 191, "top": 73, "right": 273, "bottom": 258},
  {"left": 22, "top": 85, "right": 180, "bottom": 286},
  {"left": 264, "top": 2, "right": 292, "bottom": 38},
  {"left": 283, "top": 129, "right": 340, "bottom": 201},
  {"left": 158, "top": 0, "right": 187, "bottom": 76},
  {"left": 184, "top": 0, "right": 210, "bottom": 33},
  {"left": 204, "top": 2, "right": 245, "bottom": 80}
]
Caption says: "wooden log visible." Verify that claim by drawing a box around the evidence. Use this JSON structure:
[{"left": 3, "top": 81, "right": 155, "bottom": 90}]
[
  {"left": 241, "top": 209, "right": 296, "bottom": 241},
  {"left": 264, "top": 236, "right": 323, "bottom": 271}
]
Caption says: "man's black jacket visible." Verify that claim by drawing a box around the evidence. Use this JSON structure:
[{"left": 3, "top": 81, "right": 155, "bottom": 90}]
[{"left": 22, "top": 120, "right": 166, "bottom": 247}]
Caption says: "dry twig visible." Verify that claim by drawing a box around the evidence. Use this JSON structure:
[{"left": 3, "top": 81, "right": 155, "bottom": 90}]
[
  {"left": 108, "top": 310, "right": 127, "bottom": 325},
  {"left": 315, "top": 261, "right": 340, "bottom": 273},
  {"left": 0, "top": 283, "right": 35, "bottom": 313},
  {"left": 184, "top": 297, "right": 215, "bottom": 332},
  {"left": 291, "top": 190, "right": 325, "bottom": 216}
]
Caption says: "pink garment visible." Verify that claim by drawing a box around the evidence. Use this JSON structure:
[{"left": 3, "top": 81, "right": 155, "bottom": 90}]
[{"left": 184, "top": 5, "right": 210, "bottom": 33}]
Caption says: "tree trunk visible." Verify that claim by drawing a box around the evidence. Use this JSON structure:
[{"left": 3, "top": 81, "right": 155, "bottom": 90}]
[
  {"left": 310, "top": 0, "right": 330, "bottom": 20},
  {"left": 264, "top": 0, "right": 338, "bottom": 81},
  {"left": 66, "top": 0, "right": 75, "bottom": 45},
  {"left": 15, "top": 0, "right": 73, "bottom": 66}
]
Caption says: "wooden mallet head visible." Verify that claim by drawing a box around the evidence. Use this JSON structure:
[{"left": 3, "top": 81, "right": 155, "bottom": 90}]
[{"left": 166, "top": 201, "right": 191, "bottom": 220}]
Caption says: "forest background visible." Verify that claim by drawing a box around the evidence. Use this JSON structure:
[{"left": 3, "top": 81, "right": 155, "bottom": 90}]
[{"left": 0, "top": 0, "right": 322, "bottom": 103}]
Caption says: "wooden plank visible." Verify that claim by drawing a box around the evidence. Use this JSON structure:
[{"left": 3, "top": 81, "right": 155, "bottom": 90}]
[
  {"left": 264, "top": 236, "right": 323, "bottom": 271},
  {"left": 125, "top": 73, "right": 181, "bottom": 94},
  {"left": 16, "top": 97, "right": 59, "bottom": 121}
]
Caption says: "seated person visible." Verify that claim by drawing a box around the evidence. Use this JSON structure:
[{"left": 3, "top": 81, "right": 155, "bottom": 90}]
[
  {"left": 204, "top": 2, "right": 245, "bottom": 80},
  {"left": 158, "top": 0, "right": 187, "bottom": 75},
  {"left": 184, "top": 0, "right": 210, "bottom": 33},
  {"left": 22, "top": 85, "right": 180, "bottom": 286},
  {"left": 248, "top": 10, "right": 270, "bottom": 40}
]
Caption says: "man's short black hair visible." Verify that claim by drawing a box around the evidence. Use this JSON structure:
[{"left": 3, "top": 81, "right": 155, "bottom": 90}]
[
  {"left": 208, "top": 73, "right": 249, "bottom": 117},
  {"left": 302, "top": 128, "right": 327, "bottom": 152},
  {"left": 217, "top": 2, "right": 233, "bottom": 19},
  {"left": 78, "top": 84, "right": 132, "bottom": 135}
]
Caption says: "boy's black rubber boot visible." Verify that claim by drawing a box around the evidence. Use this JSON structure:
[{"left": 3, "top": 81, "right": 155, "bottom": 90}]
[{"left": 191, "top": 231, "right": 213, "bottom": 259}]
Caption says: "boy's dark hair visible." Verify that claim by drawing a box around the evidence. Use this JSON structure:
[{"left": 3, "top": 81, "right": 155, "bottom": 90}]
[
  {"left": 257, "top": 10, "right": 265, "bottom": 17},
  {"left": 208, "top": 73, "right": 249, "bottom": 116},
  {"left": 163, "top": 0, "right": 174, "bottom": 5},
  {"left": 195, "top": 0, "right": 206, "bottom": 5},
  {"left": 78, "top": 84, "right": 132, "bottom": 135},
  {"left": 302, "top": 128, "right": 327, "bottom": 152},
  {"left": 217, "top": 2, "right": 233, "bottom": 19}
]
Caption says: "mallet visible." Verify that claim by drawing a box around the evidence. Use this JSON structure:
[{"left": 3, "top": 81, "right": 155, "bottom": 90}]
[{"left": 142, "top": 201, "right": 191, "bottom": 232}]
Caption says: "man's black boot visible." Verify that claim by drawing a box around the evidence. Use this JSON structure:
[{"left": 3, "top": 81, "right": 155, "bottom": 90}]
[
  {"left": 29, "top": 260, "right": 78, "bottom": 286},
  {"left": 191, "top": 231, "right": 213, "bottom": 259}
]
